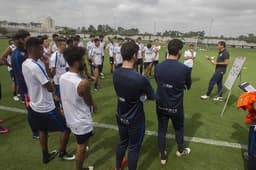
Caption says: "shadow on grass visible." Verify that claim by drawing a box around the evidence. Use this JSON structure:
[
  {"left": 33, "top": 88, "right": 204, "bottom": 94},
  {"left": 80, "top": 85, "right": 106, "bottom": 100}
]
[
  {"left": 185, "top": 112, "right": 203, "bottom": 145},
  {"left": 89, "top": 128, "right": 117, "bottom": 169},
  {"left": 138, "top": 112, "right": 203, "bottom": 169},
  {"left": 231, "top": 122, "right": 248, "bottom": 170},
  {"left": 192, "top": 77, "right": 200, "bottom": 83},
  {"left": 227, "top": 94, "right": 239, "bottom": 106}
]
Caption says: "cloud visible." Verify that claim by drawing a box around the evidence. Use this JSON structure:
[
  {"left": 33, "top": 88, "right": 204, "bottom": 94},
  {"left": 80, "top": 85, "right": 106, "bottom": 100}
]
[{"left": 0, "top": 0, "right": 255, "bottom": 36}]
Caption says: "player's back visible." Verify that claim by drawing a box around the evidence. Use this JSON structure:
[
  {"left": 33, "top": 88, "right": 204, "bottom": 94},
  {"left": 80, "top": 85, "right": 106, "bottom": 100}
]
[
  {"left": 113, "top": 67, "right": 150, "bottom": 124},
  {"left": 155, "top": 59, "right": 191, "bottom": 110},
  {"left": 60, "top": 72, "right": 92, "bottom": 134}
]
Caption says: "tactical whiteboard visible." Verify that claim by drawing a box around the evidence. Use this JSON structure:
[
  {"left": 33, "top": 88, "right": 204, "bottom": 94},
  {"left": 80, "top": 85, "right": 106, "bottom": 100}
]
[{"left": 224, "top": 56, "right": 246, "bottom": 90}]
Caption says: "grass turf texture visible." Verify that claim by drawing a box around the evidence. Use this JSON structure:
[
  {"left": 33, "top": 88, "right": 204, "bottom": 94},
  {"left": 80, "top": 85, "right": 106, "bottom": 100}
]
[{"left": 0, "top": 39, "right": 256, "bottom": 170}]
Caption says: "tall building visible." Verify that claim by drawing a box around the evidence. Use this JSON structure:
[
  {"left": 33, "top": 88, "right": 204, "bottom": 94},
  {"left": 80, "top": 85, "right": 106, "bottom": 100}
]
[{"left": 42, "top": 16, "right": 56, "bottom": 32}]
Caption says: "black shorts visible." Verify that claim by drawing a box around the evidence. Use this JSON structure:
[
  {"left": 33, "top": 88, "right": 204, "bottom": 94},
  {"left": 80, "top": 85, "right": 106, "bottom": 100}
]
[
  {"left": 109, "top": 56, "right": 114, "bottom": 64},
  {"left": 92, "top": 65, "right": 100, "bottom": 69},
  {"left": 144, "top": 62, "right": 152, "bottom": 69},
  {"left": 75, "top": 131, "right": 93, "bottom": 144},
  {"left": 153, "top": 60, "right": 159, "bottom": 65},
  {"left": 88, "top": 59, "right": 93, "bottom": 66},
  {"left": 137, "top": 59, "right": 143, "bottom": 65},
  {"left": 115, "top": 64, "right": 122, "bottom": 69},
  {"left": 28, "top": 106, "right": 67, "bottom": 132}
]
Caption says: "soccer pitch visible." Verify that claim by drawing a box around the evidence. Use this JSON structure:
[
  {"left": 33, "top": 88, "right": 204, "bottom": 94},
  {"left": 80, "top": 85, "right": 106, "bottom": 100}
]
[{"left": 0, "top": 39, "right": 256, "bottom": 170}]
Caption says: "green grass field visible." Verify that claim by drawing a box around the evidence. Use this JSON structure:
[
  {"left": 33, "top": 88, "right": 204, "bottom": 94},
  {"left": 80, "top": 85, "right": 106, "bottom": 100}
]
[{"left": 0, "top": 39, "right": 256, "bottom": 170}]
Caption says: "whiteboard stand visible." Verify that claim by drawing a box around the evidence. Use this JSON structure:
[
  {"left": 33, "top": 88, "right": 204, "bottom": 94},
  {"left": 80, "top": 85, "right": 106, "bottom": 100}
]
[
  {"left": 239, "top": 70, "right": 242, "bottom": 84},
  {"left": 220, "top": 56, "right": 246, "bottom": 117},
  {"left": 220, "top": 90, "right": 232, "bottom": 117}
]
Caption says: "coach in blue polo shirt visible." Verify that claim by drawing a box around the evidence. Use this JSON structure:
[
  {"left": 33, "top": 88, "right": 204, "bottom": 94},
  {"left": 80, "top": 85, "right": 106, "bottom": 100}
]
[
  {"left": 155, "top": 39, "right": 192, "bottom": 165},
  {"left": 201, "top": 41, "right": 230, "bottom": 101}
]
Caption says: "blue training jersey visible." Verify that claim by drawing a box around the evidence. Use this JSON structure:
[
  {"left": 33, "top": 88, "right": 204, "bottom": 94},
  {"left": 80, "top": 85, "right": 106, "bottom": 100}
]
[
  {"left": 11, "top": 48, "right": 28, "bottom": 94},
  {"left": 113, "top": 67, "right": 155, "bottom": 125},
  {"left": 155, "top": 59, "right": 191, "bottom": 114}
]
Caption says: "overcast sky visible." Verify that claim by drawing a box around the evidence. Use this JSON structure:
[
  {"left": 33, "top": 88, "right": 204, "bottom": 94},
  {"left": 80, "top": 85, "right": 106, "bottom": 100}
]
[{"left": 0, "top": 0, "right": 255, "bottom": 37}]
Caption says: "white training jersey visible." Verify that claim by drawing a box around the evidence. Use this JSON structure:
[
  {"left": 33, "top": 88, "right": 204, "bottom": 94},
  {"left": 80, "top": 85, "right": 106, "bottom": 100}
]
[
  {"left": 106, "top": 43, "right": 115, "bottom": 57},
  {"left": 86, "top": 41, "right": 95, "bottom": 56},
  {"left": 60, "top": 72, "right": 93, "bottom": 135},
  {"left": 7, "top": 44, "right": 16, "bottom": 71},
  {"left": 50, "top": 42, "right": 58, "bottom": 53},
  {"left": 113, "top": 45, "right": 123, "bottom": 65},
  {"left": 50, "top": 51, "right": 67, "bottom": 85},
  {"left": 153, "top": 45, "right": 161, "bottom": 61},
  {"left": 90, "top": 46, "right": 103, "bottom": 65},
  {"left": 143, "top": 47, "right": 155, "bottom": 63},
  {"left": 22, "top": 58, "right": 55, "bottom": 113},
  {"left": 37, "top": 59, "right": 46, "bottom": 70},
  {"left": 78, "top": 41, "right": 84, "bottom": 47},
  {"left": 43, "top": 47, "right": 51, "bottom": 59},
  {"left": 100, "top": 41, "right": 105, "bottom": 55},
  {"left": 136, "top": 43, "right": 144, "bottom": 59},
  {"left": 184, "top": 50, "right": 196, "bottom": 68}
]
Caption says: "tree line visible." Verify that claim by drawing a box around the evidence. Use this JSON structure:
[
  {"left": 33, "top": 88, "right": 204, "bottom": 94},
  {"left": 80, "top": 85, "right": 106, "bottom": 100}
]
[{"left": 0, "top": 24, "right": 256, "bottom": 43}]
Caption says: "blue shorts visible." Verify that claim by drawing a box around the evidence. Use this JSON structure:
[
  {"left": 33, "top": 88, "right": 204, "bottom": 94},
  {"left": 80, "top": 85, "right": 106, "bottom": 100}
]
[
  {"left": 9, "top": 70, "right": 15, "bottom": 82},
  {"left": 28, "top": 106, "right": 67, "bottom": 132},
  {"left": 55, "top": 85, "right": 60, "bottom": 97}
]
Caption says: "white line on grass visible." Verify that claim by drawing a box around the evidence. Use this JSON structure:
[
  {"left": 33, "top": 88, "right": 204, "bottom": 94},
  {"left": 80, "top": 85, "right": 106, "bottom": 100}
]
[{"left": 0, "top": 105, "right": 247, "bottom": 150}]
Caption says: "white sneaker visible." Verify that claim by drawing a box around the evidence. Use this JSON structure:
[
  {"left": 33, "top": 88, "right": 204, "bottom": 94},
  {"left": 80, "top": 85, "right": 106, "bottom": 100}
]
[
  {"left": 213, "top": 97, "right": 223, "bottom": 102},
  {"left": 13, "top": 96, "right": 20, "bottom": 101},
  {"left": 59, "top": 151, "right": 75, "bottom": 161},
  {"left": 200, "top": 95, "right": 209, "bottom": 100},
  {"left": 176, "top": 148, "right": 191, "bottom": 157},
  {"left": 160, "top": 150, "right": 167, "bottom": 165},
  {"left": 161, "top": 159, "right": 167, "bottom": 165},
  {"left": 243, "top": 152, "right": 249, "bottom": 160}
]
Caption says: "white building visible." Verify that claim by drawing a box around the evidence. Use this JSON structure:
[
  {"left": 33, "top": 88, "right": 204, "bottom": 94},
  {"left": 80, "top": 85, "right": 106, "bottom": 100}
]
[
  {"left": 0, "top": 21, "right": 42, "bottom": 32},
  {"left": 0, "top": 17, "right": 56, "bottom": 33},
  {"left": 42, "top": 17, "right": 56, "bottom": 32}
]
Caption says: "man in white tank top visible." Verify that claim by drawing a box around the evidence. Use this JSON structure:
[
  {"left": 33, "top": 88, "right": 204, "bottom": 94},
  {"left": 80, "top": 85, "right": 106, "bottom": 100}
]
[{"left": 60, "top": 46, "right": 96, "bottom": 170}]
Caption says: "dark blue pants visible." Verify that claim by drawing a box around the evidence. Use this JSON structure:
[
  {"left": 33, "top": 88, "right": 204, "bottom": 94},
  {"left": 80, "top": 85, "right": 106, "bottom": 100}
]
[
  {"left": 248, "top": 126, "right": 256, "bottom": 170},
  {"left": 157, "top": 107, "right": 184, "bottom": 155},
  {"left": 116, "top": 119, "right": 145, "bottom": 170},
  {"left": 206, "top": 71, "right": 224, "bottom": 97}
]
